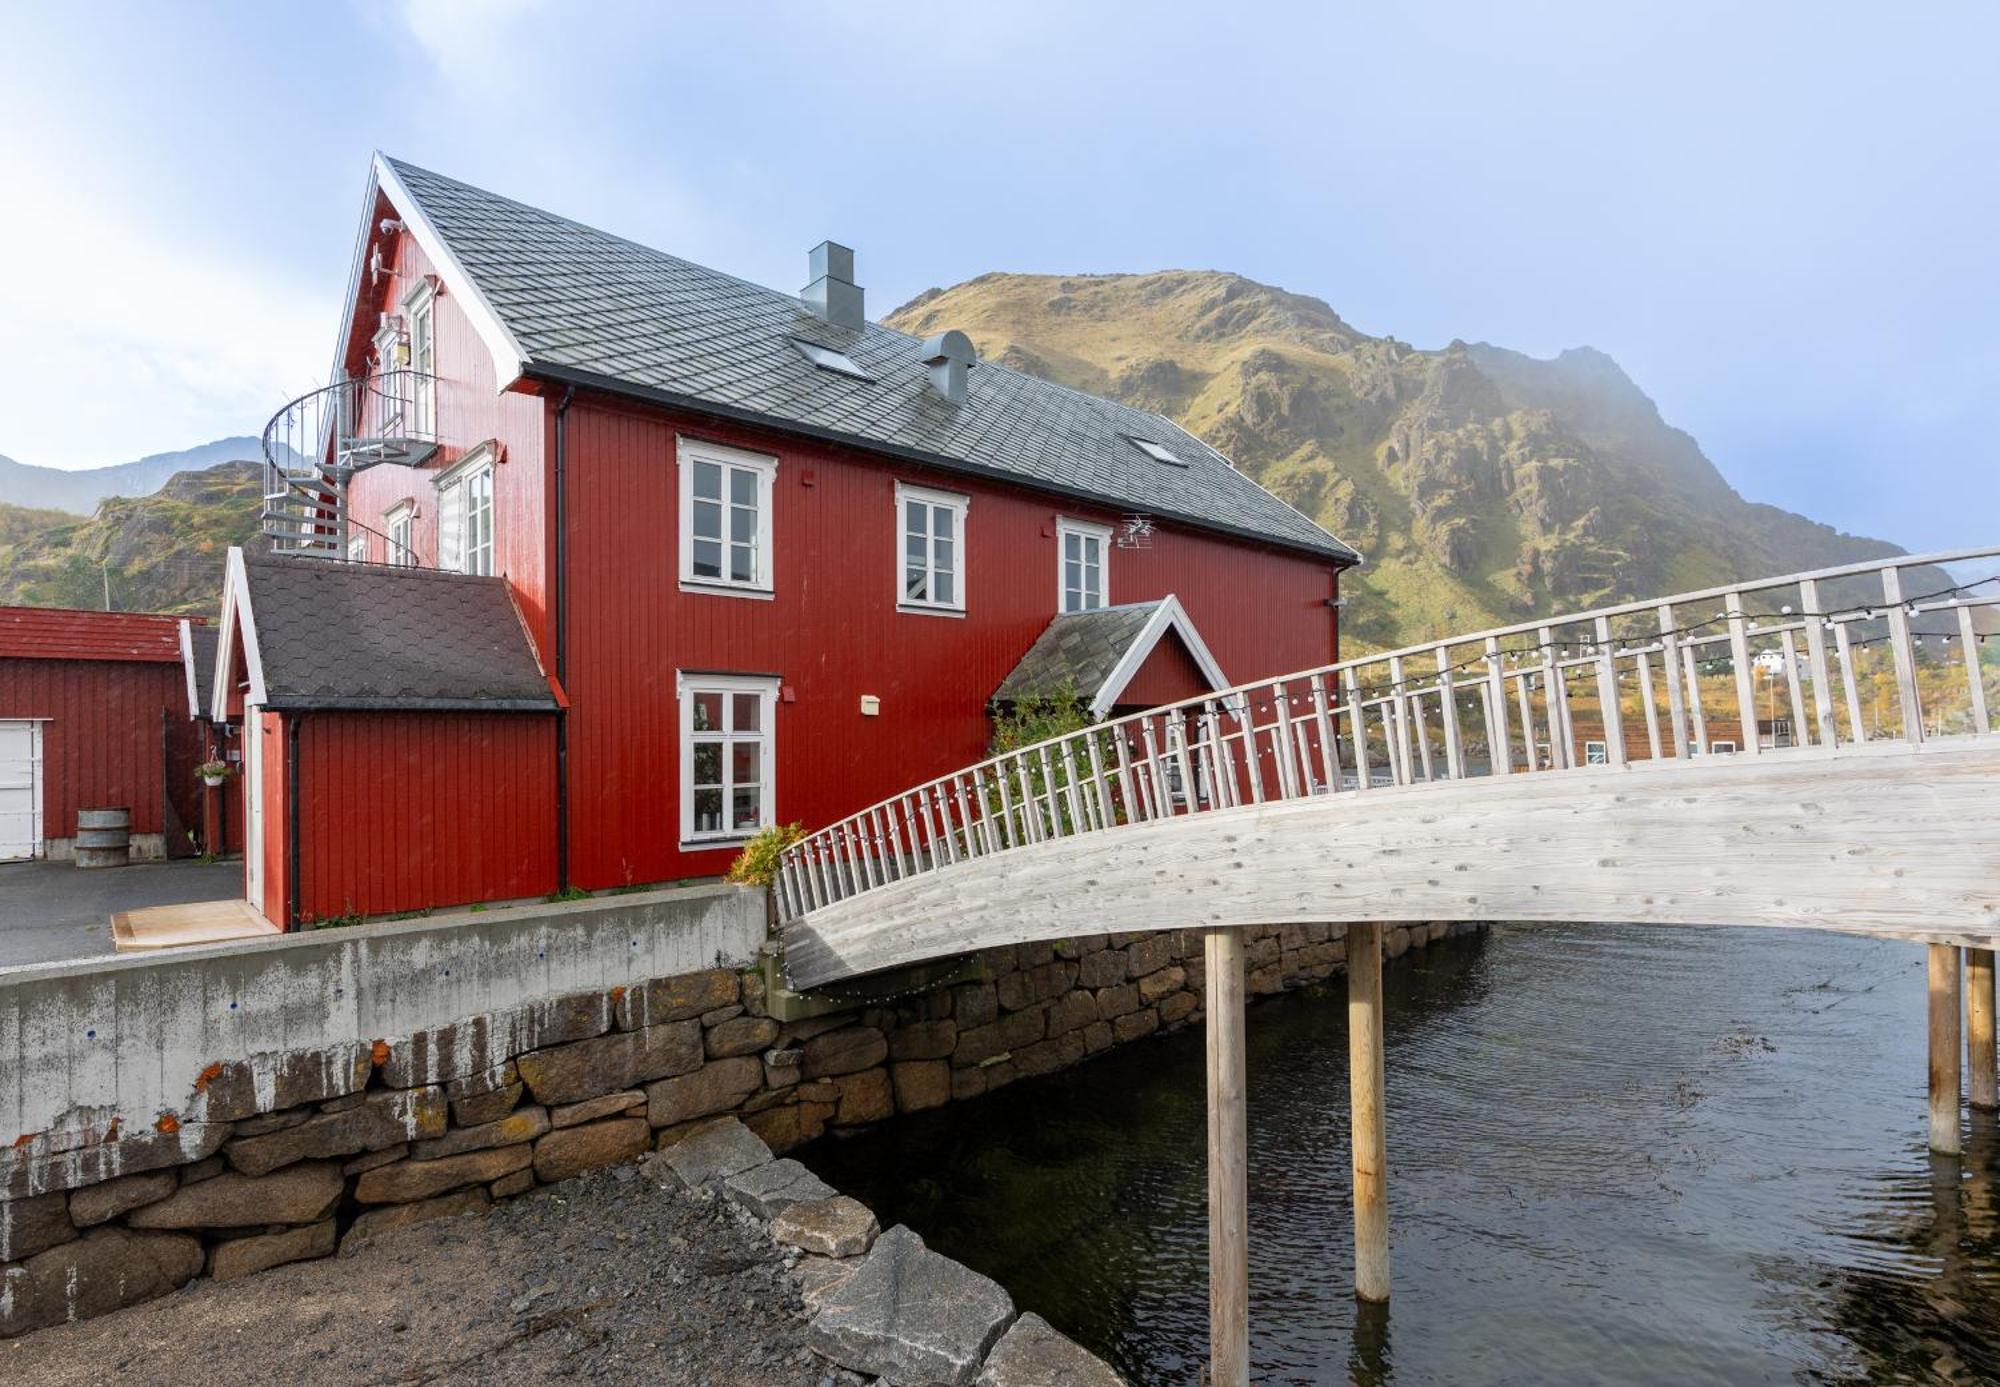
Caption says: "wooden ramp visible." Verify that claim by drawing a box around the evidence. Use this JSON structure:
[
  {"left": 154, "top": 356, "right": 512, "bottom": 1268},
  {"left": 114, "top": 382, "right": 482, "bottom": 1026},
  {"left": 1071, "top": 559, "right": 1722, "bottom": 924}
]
[{"left": 112, "top": 899, "right": 282, "bottom": 952}]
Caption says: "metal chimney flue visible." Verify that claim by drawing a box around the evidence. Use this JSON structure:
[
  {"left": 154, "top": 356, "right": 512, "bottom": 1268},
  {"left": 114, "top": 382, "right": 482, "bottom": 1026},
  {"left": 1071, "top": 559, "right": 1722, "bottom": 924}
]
[
  {"left": 923, "top": 330, "right": 976, "bottom": 406},
  {"left": 802, "top": 241, "right": 864, "bottom": 330}
]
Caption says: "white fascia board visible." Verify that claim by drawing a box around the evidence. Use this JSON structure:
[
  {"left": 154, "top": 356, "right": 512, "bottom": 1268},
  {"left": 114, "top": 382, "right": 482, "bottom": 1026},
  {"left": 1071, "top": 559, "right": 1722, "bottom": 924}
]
[
  {"left": 212, "top": 548, "right": 266, "bottom": 720},
  {"left": 1089, "top": 593, "right": 1229, "bottom": 719},
  {"left": 177, "top": 619, "right": 202, "bottom": 721}
]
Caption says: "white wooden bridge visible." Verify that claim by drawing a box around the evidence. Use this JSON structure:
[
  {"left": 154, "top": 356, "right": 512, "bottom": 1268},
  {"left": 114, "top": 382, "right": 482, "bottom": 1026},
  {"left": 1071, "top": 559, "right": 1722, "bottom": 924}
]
[{"left": 776, "top": 547, "right": 2000, "bottom": 1385}]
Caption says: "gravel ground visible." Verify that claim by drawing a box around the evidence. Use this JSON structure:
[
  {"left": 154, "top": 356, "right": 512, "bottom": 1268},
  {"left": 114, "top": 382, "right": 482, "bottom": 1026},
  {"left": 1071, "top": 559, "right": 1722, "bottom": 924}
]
[{"left": 4, "top": 1157, "right": 830, "bottom": 1386}]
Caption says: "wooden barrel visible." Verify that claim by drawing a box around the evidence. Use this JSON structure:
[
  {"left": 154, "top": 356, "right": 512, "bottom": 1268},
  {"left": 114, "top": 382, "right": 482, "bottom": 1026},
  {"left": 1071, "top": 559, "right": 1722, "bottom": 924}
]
[{"left": 75, "top": 806, "right": 131, "bottom": 869}]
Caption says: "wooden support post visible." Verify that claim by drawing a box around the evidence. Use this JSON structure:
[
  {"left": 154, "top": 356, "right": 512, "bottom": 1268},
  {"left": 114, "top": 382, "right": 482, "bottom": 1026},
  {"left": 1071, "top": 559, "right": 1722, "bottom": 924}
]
[
  {"left": 1969, "top": 947, "right": 1998, "bottom": 1112},
  {"left": 1930, "top": 943, "right": 1963, "bottom": 1155},
  {"left": 1204, "top": 926, "right": 1250, "bottom": 1387},
  {"left": 1348, "top": 921, "right": 1390, "bottom": 1302}
]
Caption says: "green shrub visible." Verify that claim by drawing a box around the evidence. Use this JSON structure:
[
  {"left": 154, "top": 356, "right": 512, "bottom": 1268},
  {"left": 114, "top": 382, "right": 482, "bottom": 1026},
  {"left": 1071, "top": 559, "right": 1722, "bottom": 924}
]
[{"left": 726, "top": 822, "right": 806, "bottom": 886}]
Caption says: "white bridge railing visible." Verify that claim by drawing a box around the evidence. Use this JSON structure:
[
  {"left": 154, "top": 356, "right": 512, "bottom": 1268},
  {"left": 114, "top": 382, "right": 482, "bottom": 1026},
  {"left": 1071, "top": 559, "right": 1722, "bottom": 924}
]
[{"left": 776, "top": 546, "right": 2000, "bottom": 924}]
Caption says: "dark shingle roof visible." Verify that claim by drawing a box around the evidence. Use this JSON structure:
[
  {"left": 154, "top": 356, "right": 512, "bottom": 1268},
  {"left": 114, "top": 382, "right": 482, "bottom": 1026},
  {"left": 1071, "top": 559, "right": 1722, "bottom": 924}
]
[
  {"left": 992, "top": 602, "right": 1166, "bottom": 706},
  {"left": 384, "top": 158, "right": 1357, "bottom": 564},
  {"left": 185, "top": 622, "right": 219, "bottom": 711},
  {"left": 243, "top": 553, "right": 557, "bottom": 711}
]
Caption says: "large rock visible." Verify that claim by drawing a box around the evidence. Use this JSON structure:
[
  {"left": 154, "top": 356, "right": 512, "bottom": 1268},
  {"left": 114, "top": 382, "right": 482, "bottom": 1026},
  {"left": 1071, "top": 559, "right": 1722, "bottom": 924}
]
[
  {"left": 0, "top": 1190, "right": 73, "bottom": 1262},
  {"left": 226, "top": 1088, "right": 446, "bottom": 1176},
  {"left": 976, "top": 1312, "right": 1125, "bottom": 1385},
  {"left": 126, "top": 1160, "right": 344, "bottom": 1229},
  {"left": 833, "top": 1068, "right": 894, "bottom": 1126},
  {"left": 532, "top": 1118, "right": 650, "bottom": 1183},
  {"left": 890, "top": 1060, "right": 951, "bottom": 1114},
  {"left": 342, "top": 1188, "right": 491, "bottom": 1251},
  {"left": 1, "top": 1122, "right": 231, "bottom": 1200},
  {"left": 889, "top": 1019, "right": 958, "bottom": 1061},
  {"left": 550, "top": 1090, "right": 646, "bottom": 1128},
  {"left": 353, "top": 1145, "right": 531, "bottom": 1203},
  {"left": 67, "top": 1169, "right": 177, "bottom": 1228},
  {"left": 802, "top": 1026, "right": 889, "bottom": 1078},
  {"left": 452, "top": 1082, "right": 524, "bottom": 1128},
  {"left": 706, "top": 1015, "right": 781, "bottom": 1058},
  {"left": 208, "top": 1218, "right": 337, "bottom": 1281},
  {"left": 772, "top": 1195, "right": 880, "bottom": 1258},
  {"left": 410, "top": 1106, "right": 550, "bottom": 1161},
  {"left": 655, "top": 1117, "right": 771, "bottom": 1187},
  {"left": 191, "top": 1046, "right": 372, "bottom": 1122},
  {"left": 808, "top": 1225, "right": 1015, "bottom": 1385},
  {"left": 722, "top": 1157, "right": 835, "bottom": 1219},
  {"left": 616, "top": 969, "right": 741, "bottom": 1029},
  {"left": 645, "top": 1054, "right": 763, "bottom": 1126},
  {"left": 516, "top": 1020, "right": 702, "bottom": 1106},
  {"left": 0, "top": 1227, "right": 202, "bottom": 1337}
]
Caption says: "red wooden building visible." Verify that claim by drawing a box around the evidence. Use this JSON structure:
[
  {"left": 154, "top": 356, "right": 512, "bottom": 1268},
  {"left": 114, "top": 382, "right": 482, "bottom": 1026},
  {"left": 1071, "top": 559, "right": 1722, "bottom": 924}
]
[
  {"left": 0, "top": 606, "right": 205, "bottom": 862},
  {"left": 214, "top": 155, "right": 1359, "bottom": 925}
]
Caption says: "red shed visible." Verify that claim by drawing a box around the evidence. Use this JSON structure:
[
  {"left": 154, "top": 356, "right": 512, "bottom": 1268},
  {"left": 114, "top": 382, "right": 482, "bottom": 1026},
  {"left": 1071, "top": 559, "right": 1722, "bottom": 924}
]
[{"left": 0, "top": 606, "right": 205, "bottom": 861}]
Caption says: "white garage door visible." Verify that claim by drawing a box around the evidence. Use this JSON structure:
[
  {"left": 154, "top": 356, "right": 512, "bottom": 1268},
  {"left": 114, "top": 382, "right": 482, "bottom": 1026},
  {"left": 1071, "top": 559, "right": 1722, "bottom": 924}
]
[{"left": 0, "top": 719, "right": 43, "bottom": 861}]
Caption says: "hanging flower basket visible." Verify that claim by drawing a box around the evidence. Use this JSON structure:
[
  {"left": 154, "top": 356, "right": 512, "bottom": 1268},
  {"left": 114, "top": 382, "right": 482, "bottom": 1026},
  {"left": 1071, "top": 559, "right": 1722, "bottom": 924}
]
[{"left": 196, "top": 760, "right": 233, "bottom": 787}]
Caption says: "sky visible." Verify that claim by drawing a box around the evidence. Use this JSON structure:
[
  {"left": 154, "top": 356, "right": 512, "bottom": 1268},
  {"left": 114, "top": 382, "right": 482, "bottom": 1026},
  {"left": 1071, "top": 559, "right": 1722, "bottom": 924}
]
[{"left": 0, "top": 1, "right": 1992, "bottom": 553}]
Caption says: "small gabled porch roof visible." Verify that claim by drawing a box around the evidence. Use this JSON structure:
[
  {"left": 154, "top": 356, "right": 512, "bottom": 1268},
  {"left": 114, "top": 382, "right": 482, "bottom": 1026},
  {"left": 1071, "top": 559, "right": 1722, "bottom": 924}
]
[{"left": 991, "top": 595, "right": 1228, "bottom": 719}]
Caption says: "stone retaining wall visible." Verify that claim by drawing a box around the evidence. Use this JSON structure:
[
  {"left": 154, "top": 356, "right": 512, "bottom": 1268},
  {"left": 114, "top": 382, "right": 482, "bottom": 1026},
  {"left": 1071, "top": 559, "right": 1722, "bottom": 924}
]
[{"left": 0, "top": 911, "right": 1471, "bottom": 1339}]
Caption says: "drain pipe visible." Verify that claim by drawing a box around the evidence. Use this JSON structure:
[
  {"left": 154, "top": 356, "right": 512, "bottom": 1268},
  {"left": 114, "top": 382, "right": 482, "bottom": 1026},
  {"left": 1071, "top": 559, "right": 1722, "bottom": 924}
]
[{"left": 553, "top": 385, "right": 576, "bottom": 892}]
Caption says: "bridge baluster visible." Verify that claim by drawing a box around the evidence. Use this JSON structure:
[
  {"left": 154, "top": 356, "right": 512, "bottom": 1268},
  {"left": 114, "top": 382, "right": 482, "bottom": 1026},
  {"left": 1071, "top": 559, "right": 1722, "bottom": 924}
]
[
  {"left": 1797, "top": 578, "right": 1841, "bottom": 748},
  {"left": 1310, "top": 673, "right": 1342, "bottom": 793},
  {"left": 1482, "top": 638, "right": 1512, "bottom": 776},
  {"left": 1435, "top": 649, "right": 1465, "bottom": 780},
  {"left": 1723, "top": 591, "right": 1764, "bottom": 756},
  {"left": 1958, "top": 603, "right": 1991, "bottom": 735},
  {"left": 1342, "top": 667, "right": 1373, "bottom": 790},
  {"left": 1778, "top": 629, "right": 1808, "bottom": 749},
  {"left": 1881, "top": 567, "right": 1925, "bottom": 743},
  {"left": 1386, "top": 656, "right": 1413, "bottom": 786},
  {"left": 1085, "top": 734, "right": 1115, "bottom": 830},
  {"left": 1635, "top": 650, "right": 1663, "bottom": 760},
  {"left": 1593, "top": 616, "right": 1627, "bottom": 769},
  {"left": 1657, "top": 604, "right": 1691, "bottom": 759},
  {"left": 1270, "top": 681, "right": 1301, "bottom": 799}
]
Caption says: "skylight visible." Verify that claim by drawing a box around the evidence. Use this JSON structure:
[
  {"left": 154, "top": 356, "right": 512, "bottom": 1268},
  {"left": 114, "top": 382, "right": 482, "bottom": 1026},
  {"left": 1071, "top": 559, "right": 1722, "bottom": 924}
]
[
  {"left": 1130, "top": 438, "right": 1188, "bottom": 467},
  {"left": 793, "top": 339, "right": 872, "bottom": 380}
]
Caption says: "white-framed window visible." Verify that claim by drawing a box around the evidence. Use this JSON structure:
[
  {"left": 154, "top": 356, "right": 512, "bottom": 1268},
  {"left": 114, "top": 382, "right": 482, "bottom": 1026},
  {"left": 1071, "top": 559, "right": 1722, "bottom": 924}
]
[
  {"left": 1057, "top": 517, "right": 1111, "bottom": 613},
  {"left": 436, "top": 447, "right": 495, "bottom": 576},
  {"left": 679, "top": 672, "right": 778, "bottom": 844},
  {"left": 896, "top": 482, "right": 968, "bottom": 614},
  {"left": 346, "top": 532, "right": 367, "bottom": 563},
  {"left": 404, "top": 278, "right": 437, "bottom": 439},
  {"left": 385, "top": 503, "right": 415, "bottom": 567},
  {"left": 679, "top": 438, "right": 777, "bottom": 596},
  {"left": 1710, "top": 739, "right": 1738, "bottom": 754},
  {"left": 1584, "top": 739, "right": 1608, "bottom": 766}
]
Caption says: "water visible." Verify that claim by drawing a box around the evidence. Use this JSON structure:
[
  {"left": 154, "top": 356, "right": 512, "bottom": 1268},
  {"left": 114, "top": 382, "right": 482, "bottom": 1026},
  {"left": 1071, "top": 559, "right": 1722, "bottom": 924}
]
[{"left": 801, "top": 925, "right": 2000, "bottom": 1384}]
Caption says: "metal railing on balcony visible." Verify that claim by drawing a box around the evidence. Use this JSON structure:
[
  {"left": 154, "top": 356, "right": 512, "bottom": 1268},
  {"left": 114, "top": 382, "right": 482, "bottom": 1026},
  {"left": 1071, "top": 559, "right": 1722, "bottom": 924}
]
[{"left": 260, "top": 369, "right": 438, "bottom": 558}]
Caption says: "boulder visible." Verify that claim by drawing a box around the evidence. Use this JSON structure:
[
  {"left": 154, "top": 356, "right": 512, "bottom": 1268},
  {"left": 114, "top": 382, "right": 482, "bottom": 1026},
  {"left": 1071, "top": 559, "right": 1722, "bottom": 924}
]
[
  {"left": 192, "top": 1046, "right": 371, "bottom": 1122},
  {"left": 516, "top": 1020, "right": 703, "bottom": 1106},
  {"left": 1157, "top": 992, "right": 1197, "bottom": 1027},
  {"left": 890, "top": 1060, "right": 951, "bottom": 1114},
  {"left": 532, "top": 1118, "right": 651, "bottom": 1183},
  {"left": 0, "top": 1227, "right": 202, "bottom": 1337},
  {"left": 722, "top": 1157, "right": 835, "bottom": 1219},
  {"left": 1042, "top": 990, "right": 1099, "bottom": 1038},
  {"left": 127, "top": 1161, "right": 344, "bottom": 1229},
  {"left": 226, "top": 1088, "right": 446, "bottom": 1176},
  {"left": 550, "top": 1090, "right": 646, "bottom": 1128},
  {"left": 834, "top": 1068, "right": 894, "bottom": 1126},
  {"left": 795, "top": 1252, "right": 862, "bottom": 1313},
  {"left": 1124, "top": 934, "right": 1173, "bottom": 979},
  {"left": 1111, "top": 1009, "right": 1159, "bottom": 1044},
  {"left": 452, "top": 1082, "right": 524, "bottom": 1128},
  {"left": 808, "top": 1225, "right": 1014, "bottom": 1384},
  {"left": 0, "top": 1189, "right": 74, "bottom": 1262},
  {"left": 616, "top": 969, "right": 741, "bottom": 1029},
  {"left": 411, "top": 1107, "right": 551, "bottom": 1161},
  {"left": 888, "top": 1019, "right": 958, "bottom": 1061},
  {"left": 67, "top": 1169, "right": 177, "bottom": 1228},
  {"left": 645, "top": 1055, "right": 763, "bottom": 1127},
  {"left": 802, "top": 1027, "right": 890, "bottom": 1079},
  {"left": 705, "top": 1015, "right": 781, "bottom": 1058},
  {"left": 1076, "top": 949, "right": 1125, "bottom": 990},
  {"left": 976, "top": 1312, "right": 1125, "bottom": 1385},
  {"left": 772, "top": 1195, "right": 880, "bottom": 1258},
  {"left": 655, "top": 1117, "right": 772, "bottom": 1187},
  {"left": 353, "top": 1145, "right": 532, "bottom": 1204},
  {"left": 1137, "top": 966, "right": 1186, "bottom": 1006},
  {"left": 208, "top": 1218, "right": 337, "bottom": 1281},
  {"left": 342, "top": 1188, "right": 491, "bottom": 1250},
  {"left": 490, "top": 1168, "right": 535, "bottom": 1199}
]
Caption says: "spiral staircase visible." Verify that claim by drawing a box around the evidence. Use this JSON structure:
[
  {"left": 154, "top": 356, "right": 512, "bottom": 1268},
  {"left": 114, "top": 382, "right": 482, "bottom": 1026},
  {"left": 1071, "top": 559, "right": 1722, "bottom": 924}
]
[{"left": 259, "top": 369, "right": 438, "bottom": 559}]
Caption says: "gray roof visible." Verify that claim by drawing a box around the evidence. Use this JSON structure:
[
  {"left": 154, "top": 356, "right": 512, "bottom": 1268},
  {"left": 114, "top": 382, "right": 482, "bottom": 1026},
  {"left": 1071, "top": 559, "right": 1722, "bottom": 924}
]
[
  {"left": 992, "top": 602, "right": 1166, "bottom": 706},
  {"left": 385, "top": 158, "right": 1357, "bottom": 564},
  {"left": 185, "top": 622, "right": 218, "bottom": 713},
  {"left": 243, "top": 552, "right": 557, "bottom": 711}
]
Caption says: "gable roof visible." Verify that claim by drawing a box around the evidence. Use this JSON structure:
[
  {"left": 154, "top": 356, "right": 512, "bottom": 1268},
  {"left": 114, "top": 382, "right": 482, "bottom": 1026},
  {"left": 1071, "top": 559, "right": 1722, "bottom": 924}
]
[
  {"left": 180, "top": 619, "right": 219, "bottom": 720},
  {"left": 215, "top": 549, "right": 558, "bottom": 714},
  {"left": 368, "top": 155, "right": 1358, "bottom": 565},
  {"left": 0, "top": 606, "right": 187, "bottom": 663},
  {"left": 992, "top": 596, "right": 1227, "bottom": 718}
]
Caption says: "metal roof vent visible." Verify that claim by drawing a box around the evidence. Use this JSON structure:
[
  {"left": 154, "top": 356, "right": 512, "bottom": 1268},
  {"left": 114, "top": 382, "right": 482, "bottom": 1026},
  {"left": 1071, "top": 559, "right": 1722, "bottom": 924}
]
[
  {"left": 802, "top": 241, "right": 864, "bottom": 330},
  {"left": 922, "top": 330, "right": 976, "bottom": 406}
]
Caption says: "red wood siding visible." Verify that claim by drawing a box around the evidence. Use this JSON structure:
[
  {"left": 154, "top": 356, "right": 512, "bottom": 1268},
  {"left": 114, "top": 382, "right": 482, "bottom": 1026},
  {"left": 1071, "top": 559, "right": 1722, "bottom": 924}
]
[
  {"left": 562, "top": 394, "right": 1341, "bottom": 888},
  {"left": 0, "top": 656, "right": 198, "bottom": 841},
  {"left": 288, "top": 711, "right": 558, "bottom": 922},
  {"left": 1114, "top": 630, "right": 1219, "bottom": 711},
  {"left": 255, "top": 711, "right": 287, "bottom": 924}
]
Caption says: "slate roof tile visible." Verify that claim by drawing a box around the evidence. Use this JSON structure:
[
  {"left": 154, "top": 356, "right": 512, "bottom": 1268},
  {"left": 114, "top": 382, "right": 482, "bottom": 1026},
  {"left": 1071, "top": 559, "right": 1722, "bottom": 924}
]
[{"left": 992, "top": 603, "right": 1166, "bottom": 706}]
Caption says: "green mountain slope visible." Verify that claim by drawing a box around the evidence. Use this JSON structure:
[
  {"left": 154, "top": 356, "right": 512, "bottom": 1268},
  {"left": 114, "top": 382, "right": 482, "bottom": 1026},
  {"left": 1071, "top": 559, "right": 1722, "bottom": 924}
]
[
  {"left": 888, "top": 272, "right": 1912, "bottom": 650},
  {"left": 0, "top": 461, "right": 262, "bottom": 616}
]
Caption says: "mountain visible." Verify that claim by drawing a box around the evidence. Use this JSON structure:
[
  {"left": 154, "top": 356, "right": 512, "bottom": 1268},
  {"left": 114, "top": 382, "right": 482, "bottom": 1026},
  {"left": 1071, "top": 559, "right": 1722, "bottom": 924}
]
[
  {"left": 0, "top": 437, "right": 262, "bottom": 515},
  {"left": 887, "top": 272, "right": 1913, "bottom": 650},
  {"left": 0, "top": 462, "right": 262, "bottom": 615}
]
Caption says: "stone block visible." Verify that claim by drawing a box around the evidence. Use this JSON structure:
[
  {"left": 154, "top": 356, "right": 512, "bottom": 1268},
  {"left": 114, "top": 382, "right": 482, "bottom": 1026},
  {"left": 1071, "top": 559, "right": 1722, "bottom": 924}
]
[
  {"left": 977, "top": 1311, "right": 1124, "bottom": 1386},
  {"left": 763, "top": 1046, "right": 804, "bottom": 1088},
  {"left": 1016, "top": 940, "right": 1055, "bottom": 969},
  {"left": 700, "top": 1003, "right": 745, "bottom": 1028},
  {"left": 952, "top": 981, "right": 998, "bottom": 1030},
  {"left": 1111, "top": 1008, "right": 1159, "bottom": 1045},
  {"left": 550, "top": 1090, "right": 646, "bottom": 1128},
  {"left": 953, "top": 1009, "right": 1044, "bottom": 1068},
  {"left": 888, "top": 1019, "right": 957, "bottom": 1061},
  {"left": 1080, "top": 1021, "right": 1115, "bottom": 1055},
  {"left": 128, "top": 1160, "right": 344, "bottom": 1229},
  {"left": 1, "top": 1122, "right": 231, "bottom": 1201},
  {"left": 66, "top": 1169, "right": 176, "bottom": 1228},
  {"left": 208, "top": 1218, "right": 336, "bottom": 1281},
  {"left": 656, "top": 1117, "right": 772, "bottom": 1187},
  {"left": 1138, "top": 965, "right": 1186, "bottom": 1006},
  {"left": 343, "top": 1188, "right": 490, "bottom": 1250},
  {"left": 742, "top": 1102, "right": 828, "bottom": 1156},
  {"left": 1012, "top": 1031, "right": 1086, "bottom": 1079},
  {"left": 1124, "top": 934, "right": 1173, "bottom": 979},
  {"left": 802, "top": 1026, "right": 890, "bottom": 1079},
  {"left": 533, "top": 1118, "right": 650, "bottom": 1183},
  {"left": 344, "top": 1143, "right": 407, "bottom": 1176},
  {"left": 1094, "top": 983, "right": 1139, "bottom": 1021},
  {"left": 233, "top": 1106, "right": 313, "bottom": 1138},
  {"left": 706, "top": 1015, "right": 781, "bottom": 1058},
  {"left": 1043, "top": 989, "right": 1099, "bottom": 1038},
  {"left": 890, "top": 1060, "right": 951, "bottom": 1113},
  {"left": 490, "top": 1168, "right": 536, "bottom": 1199},
  {"left": 0, "top": 1189, "right": 73, "bottom": 1262},
  {"left": 353, "top": 1145, "right": 531, "bottom": 1204},
  {"left": 516, "top": 1019, "right": 702, "bottom": 1106},
  {"left": 411, "top": 1106, "right": 550, "bottom": 1161},
  {"left": 835, "top": 1068, "right": 894, "bottom": 1126},
  {"left": 193, "top": 1046, "right": 372, "bottom": 1121},
  {"left": 1247, "top": 935, "right": 1281, "bottom": 968},
  {"left": 808, "top": 1224, "right": 1012, "bottom": 1384},
  {"left": 226, "top": 1088, "right": 446, "bottom": 1177},
  {"left": 452, "top": 1082, "right": 524, "bottom": 1128},
  {"left": 646, "top": 1055, "right": 763, "bottom": 1127},
  {"left": 180, "top": 1155, "right": 225, "bottom": 1184},
  {"left": 1076, "top": 949, "right": 1125, "bottom": 990},
  {"left": 0, "top": 1228, "right": 201, "bottom": 1337},
  {"left": 616, "top": 968, "right": 740, "bottom": 1029},
  {"left": 723, "top": 1157, "right": 835, "bottom": 1219},
  {"left": 1158, "top": 991, "right": 1198, "bottom": 1027},
  {"left": 444, "top": 1059, "right": 518, "bottom": 1101},
  {"left": 773, "top": 1195, "right": 879, "bottom": 1258},
  {"left": 1248, "top": 963, "right": 1284, "bottom": 996},
  {"left": 949, "top": 1067, "right": 988, "bottom": 1102},
  {"left": 795, "top": 1252, "right": 861, "bottom": 1313}
]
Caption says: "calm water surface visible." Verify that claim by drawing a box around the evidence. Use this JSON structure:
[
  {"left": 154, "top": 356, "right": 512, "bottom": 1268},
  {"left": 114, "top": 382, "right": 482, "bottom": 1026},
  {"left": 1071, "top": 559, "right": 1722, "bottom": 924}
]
[{"left": 802, "top": 925, "right": 2000, "bottom": 1384}]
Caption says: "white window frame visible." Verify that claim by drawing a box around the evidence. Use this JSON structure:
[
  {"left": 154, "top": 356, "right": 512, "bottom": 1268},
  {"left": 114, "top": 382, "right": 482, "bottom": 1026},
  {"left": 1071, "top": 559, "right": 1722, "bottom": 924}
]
[
  {"left": 384, "top": 502, "right": 416, "bottom": 567},
  {"left": 403, "top": 278, "right": 438, "bottom": 440},
  {"left": 895, "top": 481, "right": 968, "bottom": 616},
  {"left": 677, "top": 672, "right": 779, "bottom": 846},
  {"left": 434, "top": 446, "right": 495, "bottom": 576},
  {"left": 346, "top": 532, "right": 367, "bottom": 563},
  {"left": 1056, "top": 517, "right": 1112, "bottom": 613},
  {"left": 1583, "top": 739, "right": 1608, "bottom": 766},
  {"left": 678, "top": 438, "right": 777, "bottom": 598},
  {"left": 1710, "top": 739, "right": 1738, "bottom": 754}
]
